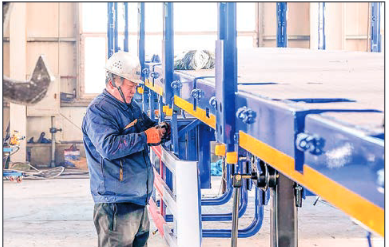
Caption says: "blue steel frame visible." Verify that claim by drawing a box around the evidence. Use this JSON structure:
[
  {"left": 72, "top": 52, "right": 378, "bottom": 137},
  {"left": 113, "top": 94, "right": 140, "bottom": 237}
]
[
  {"left": 107, "top": 3, "right": 114, "bottom": 58},
  {"left": 114, "top": 2, "right": 119, "bottom": 52},
  {"left": 124, "top": 3, "right": 129, "bottom": 52},
  {"left": 133, "top": 1, "right": 384, "bottom": 240},
  {"left": 318, "top": 3, "right": 326, "bottom": 50},
  {"left": 215, "top": 3, "right": 237, "bottom": 154},
  {"left": 276, "top": 2, "right": 287, "bottom": 48},
  {"left": 371, "top": 3, "right": 381, "bottom": 52}
]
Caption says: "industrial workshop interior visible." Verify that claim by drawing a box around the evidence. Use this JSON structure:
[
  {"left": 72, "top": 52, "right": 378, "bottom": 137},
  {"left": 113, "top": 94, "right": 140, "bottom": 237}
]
[{"left": 2, "top": 2, "right": 385, "bottom": 247}]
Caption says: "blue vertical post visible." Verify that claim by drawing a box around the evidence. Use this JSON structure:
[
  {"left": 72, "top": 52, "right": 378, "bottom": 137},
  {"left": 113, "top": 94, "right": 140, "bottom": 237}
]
[
  {"left": 114, "top": 2, "right": 119, "bottom": 52},
  {"left": 107, "top": 3, "right": 115, "bottom": 58},
  {"left": 138, "top": 3, "right": 148, "bottom": 112},
  {"left": 162, "top": 2, "right": 174, "bottom": 107},
  {"left": 318, "top": 3, "right": 326, "bottom": 50},
  {"left": 371, "top": 3, "right": 381, "bottom": 52},
  {"left": 124, "top": 3, "right": 129, "bottom": 52},
  {"left": 276, "top": 2, "right": 287, "bottom": 48},
  {"left": 215, "top": 2, "right": 237, "bottom": 157}
]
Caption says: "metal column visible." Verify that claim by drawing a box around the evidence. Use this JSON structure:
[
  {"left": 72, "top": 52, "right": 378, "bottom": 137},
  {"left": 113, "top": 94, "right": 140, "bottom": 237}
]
[
  {"left": 371, "top": 3, "right": 381, "bottom": 52},
  {"left": 270, "top": 173, "right": 298, "bottom": 247},
  {"left": 107, "top": 2, "right": 115, "bottom": 58},
  {"left": 124, "top": 3, "right": 129, "bottom": 52},
  {"left": 162, "top": 2, "right": 174, "bottom": 106},
  {"left": 215, "top": 2, "right": 237, "bottom": 152},
  {"left": 318, "top": 3, "right": 326, "bottom": 50},
  {"left": 114, "top": 2, "right": 119, "bottom": 52},
  {"left": 276, "top": 2, "right": 287, "bottom": 48}
]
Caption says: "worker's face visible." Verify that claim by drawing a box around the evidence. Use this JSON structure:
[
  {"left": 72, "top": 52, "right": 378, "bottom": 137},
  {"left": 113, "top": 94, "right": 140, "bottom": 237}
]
[
  {"left": 120, "top": 79, "right": 138, "bottom": 103},
  {"left": 109, "top": 77, "right": 138, "bottom": 104}
]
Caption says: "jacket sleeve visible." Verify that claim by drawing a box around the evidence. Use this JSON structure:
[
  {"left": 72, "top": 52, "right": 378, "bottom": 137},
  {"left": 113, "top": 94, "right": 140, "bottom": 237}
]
[
  {"left": 85, "top": 105, "right": 147, "bottom": 160},
  {"left": 141, "top": 112, "right": 158, "bottom": 130}
]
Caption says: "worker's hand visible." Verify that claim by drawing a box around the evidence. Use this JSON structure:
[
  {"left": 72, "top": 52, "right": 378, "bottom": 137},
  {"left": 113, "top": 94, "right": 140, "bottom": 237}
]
[
  {"left": 158, "top": 121, "right": 171, "bottom": 140},
  {"left": 144, "top": 127, "right": 163, "bottom": 144}
]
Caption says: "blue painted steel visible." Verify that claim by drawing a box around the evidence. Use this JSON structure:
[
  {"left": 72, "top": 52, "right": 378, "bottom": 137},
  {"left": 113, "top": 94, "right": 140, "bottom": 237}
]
[
  {"left": 166, "top": 184, "right": 247, "bottom": 222},
  {"left": 138, "top": 3, "right": 145, "bottom": 78},
  {"left": 276, "top": 2, "right": 287, "bottom": 48},
  {"left": 107, "top": 3, "right": 115, "bottom": 58},
  {"left": 124, "top": 3, "right": 129, "bottom": 52},
  {"left": 318, "top": 3, "right": 326, "bottom": 50},
  {"left": 215, "top": 3, "right": 237, "bottom": 153},
  {"left": 165, "top": 161, "right": 248, "bottom": 221},
  {"left": 178, "top": 119, "right": 201, "bottom": 137},
  {"left": 202, "top": 186, "right": 264, "bottom": 238},
  {"left": 171, "top": 113, "right": 179, "bottom": 155},
  {"left": 162, "top": 3, "right": 174, "bottom": 106},
  {"left": 366, "top": 231, "right": 373, "bottom": 247},
  {"left": 114, "top": 2, "right": 119, "bottom": 52},
  {"left": 3, "top": 170, "right": 23, "bottom": 177},
  {"left": 201, "top": 163, "right": 234, "bottom": 205},
  {"left": 371, "top": 3, "right": 381, "bottom": 52},
  {"left": 303, "top": 114, "right": 384, "bottom": 209},
  {"left": 198, "top": 124, "right": 214, "bottom": 189}
]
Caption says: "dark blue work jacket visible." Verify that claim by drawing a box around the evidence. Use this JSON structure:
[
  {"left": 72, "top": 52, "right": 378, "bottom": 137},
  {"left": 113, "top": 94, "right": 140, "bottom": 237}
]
[{"left": 82, "top": 89, "right": 157, "bottom": 205}]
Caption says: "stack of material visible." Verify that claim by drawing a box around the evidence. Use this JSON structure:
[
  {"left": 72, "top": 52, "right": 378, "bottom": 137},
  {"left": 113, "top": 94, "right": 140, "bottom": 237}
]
[{"left": 174, "top": 50, "right": 215, "bottom": 70}]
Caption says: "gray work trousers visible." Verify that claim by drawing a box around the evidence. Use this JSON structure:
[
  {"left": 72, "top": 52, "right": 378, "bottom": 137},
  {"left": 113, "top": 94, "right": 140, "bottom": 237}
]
[{"left": 93, "top": 202, "right": 150, "bottom": 247}]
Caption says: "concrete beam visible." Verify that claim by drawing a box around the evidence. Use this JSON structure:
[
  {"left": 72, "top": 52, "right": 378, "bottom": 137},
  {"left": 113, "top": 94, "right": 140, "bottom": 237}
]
[{"left": 9, "top": 3, "right": 27, "bottom": 162}]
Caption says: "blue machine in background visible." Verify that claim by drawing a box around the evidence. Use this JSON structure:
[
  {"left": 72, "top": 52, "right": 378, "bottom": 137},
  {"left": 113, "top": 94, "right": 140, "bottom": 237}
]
[{"left": 107, "top": 2, "right": 384, "bottom": 246}]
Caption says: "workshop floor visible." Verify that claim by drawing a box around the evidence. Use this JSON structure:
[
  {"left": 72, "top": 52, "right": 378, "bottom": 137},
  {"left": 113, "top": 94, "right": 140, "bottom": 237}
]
[{"left": 3, "top": 169, "right": 384, "bottom": 247}]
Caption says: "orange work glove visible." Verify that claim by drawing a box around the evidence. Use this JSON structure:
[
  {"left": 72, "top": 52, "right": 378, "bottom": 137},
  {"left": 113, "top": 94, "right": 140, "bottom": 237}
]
[{"left": 144, "top": 127, "right": 163, "bottom": 144}]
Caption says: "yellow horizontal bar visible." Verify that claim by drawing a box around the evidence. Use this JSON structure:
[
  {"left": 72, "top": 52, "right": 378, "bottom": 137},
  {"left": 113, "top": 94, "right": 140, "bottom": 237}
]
[
  {"left": 239, "top": 130, "right": 384, "bottom": 237},
  {"left": 144, "top": 79, "right": 163, "bottom": 96},
  {"left": 174, "top": 96, "right": 216, "bottom": 129}
]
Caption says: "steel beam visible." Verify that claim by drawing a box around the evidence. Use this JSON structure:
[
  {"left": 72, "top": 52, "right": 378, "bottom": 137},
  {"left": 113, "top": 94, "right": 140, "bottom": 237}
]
[
  {"left": 276, "top": 2, "right": 287, "bottom": 48},
  {"left": 370, "top": 3, "right": 381, "bottom": 52}
]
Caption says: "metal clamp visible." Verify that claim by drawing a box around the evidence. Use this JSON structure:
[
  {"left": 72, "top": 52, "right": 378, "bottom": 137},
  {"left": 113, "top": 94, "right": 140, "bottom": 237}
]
[
  {"left": 171, "top": 80, "right": 182, "bottom": 90},
  {"left": 150, "top": 71, "right": 159, "bottom": 79},
  {"left": 191, "top": 89, "right": 204, "bottom": 100},
  {"left": 236, "top": 106, "right": 256, "bottom": 124},
  {"left": 142, "top": 68, "right": 149, "bottom": 77},
  {"left": 296, "top": 133, "right": 325, "bottom": 155},
  {"left": 209, "top": 96, "right": 217, "bottom": 109}
]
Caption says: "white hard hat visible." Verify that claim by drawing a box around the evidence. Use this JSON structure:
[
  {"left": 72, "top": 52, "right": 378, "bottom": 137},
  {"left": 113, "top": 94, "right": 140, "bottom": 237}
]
[{"left": 105, "top": 51, "right": 143, "bottom": 85}]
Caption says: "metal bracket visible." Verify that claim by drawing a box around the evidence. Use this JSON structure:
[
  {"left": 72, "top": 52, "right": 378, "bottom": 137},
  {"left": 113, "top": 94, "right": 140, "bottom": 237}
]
[
  {"left": 150, "top": 71, "right": 160, "bottom": 79},
  {"left": 209, "top": 96, "right": 217, "bottom": 109},
  {"left": 296, "top": 133, "right": 325, "bottom": 155},
  {"left": 236, "top": 106, "right": 256, "bottom": 124}
]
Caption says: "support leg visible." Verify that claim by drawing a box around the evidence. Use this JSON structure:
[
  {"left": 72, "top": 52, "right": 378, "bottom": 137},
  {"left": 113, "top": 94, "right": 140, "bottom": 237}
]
[{"left": 270, "top": 173, "right": 298, "bottom": 247}]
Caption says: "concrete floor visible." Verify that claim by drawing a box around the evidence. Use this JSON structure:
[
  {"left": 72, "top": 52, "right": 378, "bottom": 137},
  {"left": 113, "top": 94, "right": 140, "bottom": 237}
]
[{"left": 3, "top": 171, "right": 384, "bottom": 247}]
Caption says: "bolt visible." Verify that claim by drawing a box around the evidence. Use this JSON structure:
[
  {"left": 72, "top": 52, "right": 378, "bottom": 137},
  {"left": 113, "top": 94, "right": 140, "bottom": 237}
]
[{"left": 209, "top": 96, "right": 217, "bottom": 109}]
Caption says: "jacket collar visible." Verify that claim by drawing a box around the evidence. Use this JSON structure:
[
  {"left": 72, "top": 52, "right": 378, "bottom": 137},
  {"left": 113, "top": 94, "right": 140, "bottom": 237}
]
[{"left": 102, "top": 89, "right": 132, "bottom": 111}]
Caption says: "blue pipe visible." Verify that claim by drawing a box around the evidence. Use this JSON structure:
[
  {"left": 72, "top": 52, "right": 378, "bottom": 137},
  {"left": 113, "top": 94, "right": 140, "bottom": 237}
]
[
  {"left": 166, "top": 184, "right": 248, "bottom": 222},
  {"left": 276, "top": 2, "right": 287, "bottom": 48},
  {"left": 202, "top": 186, "right": 264, "bottom": 238},
  {"left": 123, "top": 3, "right": 129, "bottom": 52},
  {"left": 201, "top": 183, "right": 248, "bottom": 221},
  {"left": 201, "top": 163, "right": 233, "bottom": 205},
  {"left": 114, "top": 2, "right": 119, "bottom": 52}
]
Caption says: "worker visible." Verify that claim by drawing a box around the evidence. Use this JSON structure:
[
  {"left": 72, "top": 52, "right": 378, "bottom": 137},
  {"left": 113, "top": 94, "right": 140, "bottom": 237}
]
[{"left": 82, "top": 50, "right": 169, "bottom": 247}]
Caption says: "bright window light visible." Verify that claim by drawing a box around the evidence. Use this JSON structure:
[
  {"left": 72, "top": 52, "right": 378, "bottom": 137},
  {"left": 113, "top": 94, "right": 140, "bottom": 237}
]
[
  {"left": 81, "top": 3, "right": 257, "bottom": 94},
  {"left": 84, "top": 37, "right": 106, "bottom": 94}
]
